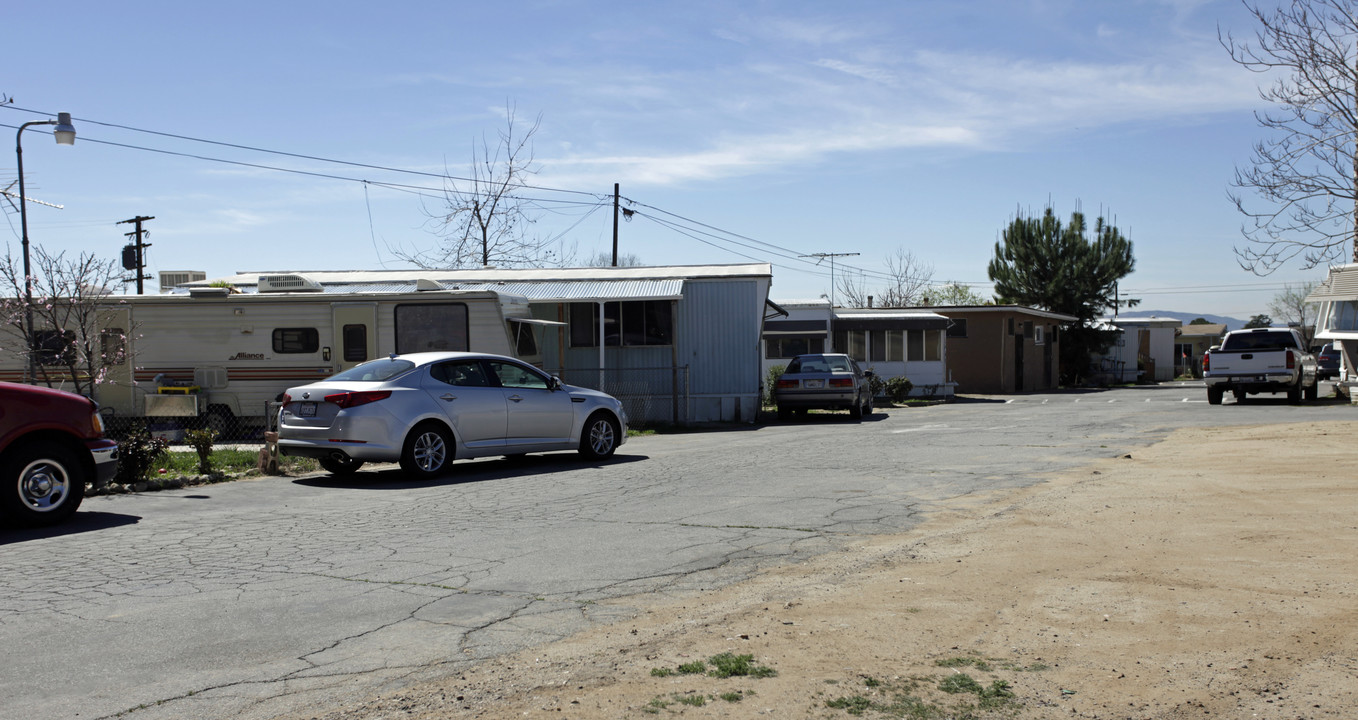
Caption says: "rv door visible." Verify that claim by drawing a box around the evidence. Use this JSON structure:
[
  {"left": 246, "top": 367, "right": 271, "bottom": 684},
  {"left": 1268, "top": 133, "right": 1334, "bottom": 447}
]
[{"left": 332, "top": 303, "right": 377, "bottom": 372}]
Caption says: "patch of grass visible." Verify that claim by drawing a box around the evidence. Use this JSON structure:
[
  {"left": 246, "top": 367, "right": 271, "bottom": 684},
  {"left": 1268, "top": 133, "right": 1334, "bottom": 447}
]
[
  {"left": 718, "top": 691, "right": 745, "bottom": 703},
  {"left": 650, "top": 667, "right": 675, "bottom": 677},
  {"left": 826, "top": 695, "right": 873, "bottom": 715},
  {"left": 707, "top": 652, "right": 777, "bottom": 678},
  {"left": 938, "top": 674, "right": 984, "bottom": 695},
  {"left": 676, "top": 660, "right": 707, "bottom": 674},
  {"left": 675, "top": 694, "right": 706, "bottom": 707},
  {"left": 935, "top": 655, "right": 992, "bottom": 672},
  {"left": 863, "top": 676, "right": 883, "bottom": 688}
]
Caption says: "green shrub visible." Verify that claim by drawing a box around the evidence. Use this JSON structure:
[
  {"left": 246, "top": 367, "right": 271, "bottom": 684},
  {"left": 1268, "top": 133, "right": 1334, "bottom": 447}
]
[
  {"left": 866, "top": 368, "right": 886, "bottom": 398},
  {"left": 115, "top": 426, "right": 170, "bottom": 484},
  {"left": 183, "top": 428, "right": 218, "bottom": 474},
  {"left": 885, "top": 375, "right": 914, "bottom": 402},
  {"left": 764, "top": 364, "right": 786, "bottom": 405}
]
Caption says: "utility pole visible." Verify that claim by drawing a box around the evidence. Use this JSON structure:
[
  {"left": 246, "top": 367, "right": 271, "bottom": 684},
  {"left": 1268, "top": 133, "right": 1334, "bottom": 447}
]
[
  {"left": 611, "top": 183, "right": 619, "bottom": 266},
  {"left": 118, "top": 215, "right": 154, "bottom": 294}
]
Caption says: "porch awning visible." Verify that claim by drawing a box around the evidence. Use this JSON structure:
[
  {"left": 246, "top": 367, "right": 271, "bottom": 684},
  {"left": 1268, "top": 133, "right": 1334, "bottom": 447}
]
[
  {"left": 833, "top": 312, "right": 950, "bottom": 331},
  {"left": 764, "top": 319, "right": 828, "bottom": 336}
]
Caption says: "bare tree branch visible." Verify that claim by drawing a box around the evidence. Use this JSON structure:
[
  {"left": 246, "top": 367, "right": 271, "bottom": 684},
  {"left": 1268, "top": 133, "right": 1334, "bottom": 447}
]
[
  {"left": 1222, "top": 0, "right": 1358, "bottom": 272},
  {"left": 400, "top": 104, "right": 569, "bottom": 269}
]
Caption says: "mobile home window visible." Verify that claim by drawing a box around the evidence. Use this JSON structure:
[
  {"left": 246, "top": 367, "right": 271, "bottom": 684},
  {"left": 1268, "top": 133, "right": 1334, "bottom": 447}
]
[
  {"left": 394, "top": 303, "right": 469, "bottom": 353},
  {"left": 907, "top": 330, "right": 942, "bottom": 362},
  {"left": 272, "top": 328, "right": 319, "bottom": 354},
  {"left": 765, "top": 336, "right": 825, "bottom": 359},
  {"left": 946, "top": 319, "right": 968, "bottom": 338},
  {"left": 569, "top": 301, "right": 672, "bottom": 347}
]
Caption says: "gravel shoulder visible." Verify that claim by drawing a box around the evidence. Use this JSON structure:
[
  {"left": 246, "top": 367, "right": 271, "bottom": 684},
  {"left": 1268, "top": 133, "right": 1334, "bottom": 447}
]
[{"left": 291, "top": 420, "right": 1358, "bottom": 719}]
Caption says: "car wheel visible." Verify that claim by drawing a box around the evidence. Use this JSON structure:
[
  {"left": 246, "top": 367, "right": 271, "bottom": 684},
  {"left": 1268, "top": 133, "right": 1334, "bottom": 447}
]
[
  {"left": 579, "top": 412, "right": 620, "bottom": 460},
  {"left": 400, "top": 423, "right": 454, "bottom": 478},
  {"left": 318, "top": 455, "right": 364, "bottom": 476},
  {"left": 776, "top": 407, "right": 791, "bottom": 422},
  {"left": 863, "top": 393, "right": 874, "bottom": 417},
  {"left": 1207, "top": 387, "right": 1224, "bottom": 405},
  {"left": 850, "top": 395, "right": 863, "bottom": 420},
  {"left": 2, "top": 441, "right": 86, "bottom": 527}
]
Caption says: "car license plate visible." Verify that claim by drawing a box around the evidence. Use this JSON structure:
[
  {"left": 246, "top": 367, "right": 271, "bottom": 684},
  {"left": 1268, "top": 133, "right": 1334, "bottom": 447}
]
[
  {"left": 804, "top": 380, "right": 823, "bottom": 389},
  {"left": 299, "top": 402, "right": 317, "bottom": 418}
]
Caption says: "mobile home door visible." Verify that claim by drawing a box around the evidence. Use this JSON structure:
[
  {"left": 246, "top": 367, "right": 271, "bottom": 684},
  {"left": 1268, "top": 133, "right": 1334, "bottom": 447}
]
[{"left": 332, "top": 303, "right": 377, "bottom": 372}]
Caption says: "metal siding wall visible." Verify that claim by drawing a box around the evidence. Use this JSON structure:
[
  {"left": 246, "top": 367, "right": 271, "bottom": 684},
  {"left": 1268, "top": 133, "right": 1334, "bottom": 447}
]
[{"left": 679, "top": 281, "right": 760, "bottom": 395}]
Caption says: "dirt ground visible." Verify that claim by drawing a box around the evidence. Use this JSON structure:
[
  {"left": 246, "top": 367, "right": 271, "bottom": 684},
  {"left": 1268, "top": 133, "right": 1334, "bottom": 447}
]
[{"left": 299, "top": 420, "right": 1358, "bottom": 720}]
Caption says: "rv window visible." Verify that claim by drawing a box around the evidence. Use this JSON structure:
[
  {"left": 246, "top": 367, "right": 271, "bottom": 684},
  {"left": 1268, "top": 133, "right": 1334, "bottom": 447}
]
[
  {"left": 101, "top": 328, "right": 127, "bottom": 366},
  {"left": 273, "top": 327, "right": 320, "bottom": 354},
  {"left": 34, "top": 329, "right": 76, "bottom": 366},
  {"left": 342, "top": 324, "right": 368, "bottom": 362},
  {"left": 395, "top": 303, "right": 469, "bottom": 353}
]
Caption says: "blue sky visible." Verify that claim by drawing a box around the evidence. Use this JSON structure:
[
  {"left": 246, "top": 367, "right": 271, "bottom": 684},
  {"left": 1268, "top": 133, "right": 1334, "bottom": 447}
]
[{"left": 0, "top": 0, "right": 1331, "bottom": 319}]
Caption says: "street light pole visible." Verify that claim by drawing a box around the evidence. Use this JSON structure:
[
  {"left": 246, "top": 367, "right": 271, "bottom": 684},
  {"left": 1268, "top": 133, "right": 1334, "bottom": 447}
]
[{"left": 15, "top": 112, "right": 76, "bottom": 383}]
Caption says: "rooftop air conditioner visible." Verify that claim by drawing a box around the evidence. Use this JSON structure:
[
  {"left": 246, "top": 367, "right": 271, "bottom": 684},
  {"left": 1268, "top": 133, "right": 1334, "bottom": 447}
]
[
  {"left": 159, "top": 271, "right": 207, "bottom": 293},
  {"left": 257, "top": 274, "right": 324, "bottom": 293}
]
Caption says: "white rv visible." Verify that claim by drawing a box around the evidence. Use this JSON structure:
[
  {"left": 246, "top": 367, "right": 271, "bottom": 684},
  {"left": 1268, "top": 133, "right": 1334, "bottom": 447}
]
[{"left": 0, "top": 273, "right": 552, "bottom": 433}]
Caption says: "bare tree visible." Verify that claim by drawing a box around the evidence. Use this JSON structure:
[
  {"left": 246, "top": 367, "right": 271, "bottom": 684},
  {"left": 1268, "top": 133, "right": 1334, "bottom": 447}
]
[
  {"left": 1222, "top": 0, "right": 1358, "bottom": 272},
  {"left": 0, "top": 246, "right": 128, "bottom": 396},
  {"left": 586, "top": 251, "right": 643, "bottom": 267},
  {"left": 921, "top": 281, "right": 989, "bottom": 306},
  {"left": 405, "top": 105, "right": 565, "bottom": 269},
  {"left": 836, "top": 249, "right": 934, "bottom": 307},
  {"left": 1268, "top": 280, "right": 1320, "bottom": 346}
]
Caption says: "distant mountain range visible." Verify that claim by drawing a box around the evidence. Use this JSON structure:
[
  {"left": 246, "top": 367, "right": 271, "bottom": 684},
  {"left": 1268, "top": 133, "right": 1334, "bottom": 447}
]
[{"left": 1118, "top": 310, "right": 1247, "bottom": 330}]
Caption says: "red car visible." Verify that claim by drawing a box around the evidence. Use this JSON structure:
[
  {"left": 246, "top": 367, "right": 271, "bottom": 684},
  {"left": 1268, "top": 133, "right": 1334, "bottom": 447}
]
[{"left": 0, "top": 382, "right": 119, "bottom": 527}]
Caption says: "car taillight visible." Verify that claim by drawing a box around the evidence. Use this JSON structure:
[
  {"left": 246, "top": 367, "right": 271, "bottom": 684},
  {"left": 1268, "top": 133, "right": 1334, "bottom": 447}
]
[
  {"left": 282, "top": 393, "right": 293, "bottom": 405},
  {"left": 776, "top": 379, "right": 798, "bottom": 389},
  {"left": 325, "top": 390, "right": 392, "bottom": 409},
  {"left": 1286, "top": 350, "right": 1295, "bottom": 370},
  {"left": 1202, "top": 353, "right": 1210, "bottom": 373},
  {"left": 829, "top": 378, "right": 854, "bottom": 388}
]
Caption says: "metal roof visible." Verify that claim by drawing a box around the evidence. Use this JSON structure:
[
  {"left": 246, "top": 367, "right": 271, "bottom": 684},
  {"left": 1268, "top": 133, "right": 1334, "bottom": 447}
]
[
  {"left": 187, "top": 263, "right": 770, "bottom": 287},
  {"left": 1306, "top": 264, "right": 1358, "bottom": 301}
]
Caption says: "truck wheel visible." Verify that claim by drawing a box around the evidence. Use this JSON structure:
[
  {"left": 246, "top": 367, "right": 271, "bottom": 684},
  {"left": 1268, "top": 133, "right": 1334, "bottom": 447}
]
[
  {"left": 2, "top": 441, "right": 86, "bottom": 527},
  {"left": 1305, "top": 380, "right": 1319, "bottom": 402},
  {"left": 1288, "top": 384, "right": 1302, "bottom": 404},
  {"left": 1207, "top": 387, "right": 1224, "bottom": 405},
  {"left": 1233, "top": 388, "right": 1247, "bottom": 403}
]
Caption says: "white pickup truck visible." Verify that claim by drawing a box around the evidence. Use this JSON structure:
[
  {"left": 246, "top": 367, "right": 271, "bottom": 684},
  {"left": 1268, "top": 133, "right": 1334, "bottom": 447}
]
[{"left": 1202, "top": 327, "right": 1319, "bottom": 405}]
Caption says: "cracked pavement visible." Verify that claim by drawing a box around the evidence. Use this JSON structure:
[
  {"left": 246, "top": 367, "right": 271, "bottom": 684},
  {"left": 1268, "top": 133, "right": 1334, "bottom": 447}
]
[{"left": 0, "top": 383, "right": 1335, "bottom": 720}]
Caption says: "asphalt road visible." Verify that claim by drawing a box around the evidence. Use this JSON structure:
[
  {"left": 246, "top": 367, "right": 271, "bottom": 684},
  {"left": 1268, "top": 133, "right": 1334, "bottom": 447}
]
[{"left": 1, "top": 381, "right": 1347, "bottom": 720}]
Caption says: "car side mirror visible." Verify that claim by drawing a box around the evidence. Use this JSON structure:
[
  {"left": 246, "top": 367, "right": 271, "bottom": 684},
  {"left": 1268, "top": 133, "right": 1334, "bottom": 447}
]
[{"left": 549, "top": 375, "right": 563, "bottom": 391}]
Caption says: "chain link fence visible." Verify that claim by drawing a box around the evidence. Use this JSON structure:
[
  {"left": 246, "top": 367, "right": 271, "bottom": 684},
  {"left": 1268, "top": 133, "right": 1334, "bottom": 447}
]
[
  {"left": 554, "top": 365, "right": 690, "bottom": 428},
  {"left": 104, "top": 402, "right": 277, "bottom": 451}
]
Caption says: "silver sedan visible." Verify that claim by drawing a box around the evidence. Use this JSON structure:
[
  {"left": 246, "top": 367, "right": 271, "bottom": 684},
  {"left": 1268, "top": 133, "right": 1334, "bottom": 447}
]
[
  {"left": 773, "top": 352, "right": 874, "bottom": 421},
  {"left": 277, "top": 352, "right": 628, "bottom": 477}
]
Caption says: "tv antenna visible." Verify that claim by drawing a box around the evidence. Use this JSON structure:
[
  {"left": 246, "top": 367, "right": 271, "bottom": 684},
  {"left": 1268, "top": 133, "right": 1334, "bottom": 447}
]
[{"left": 1, "top": 179, "right": 65, "bottom": 214}]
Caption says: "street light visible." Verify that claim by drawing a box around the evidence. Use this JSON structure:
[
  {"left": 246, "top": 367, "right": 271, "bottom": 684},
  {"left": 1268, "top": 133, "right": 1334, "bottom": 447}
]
[{"left": 15, "top": 112, "right": 76, "bottom": 383}]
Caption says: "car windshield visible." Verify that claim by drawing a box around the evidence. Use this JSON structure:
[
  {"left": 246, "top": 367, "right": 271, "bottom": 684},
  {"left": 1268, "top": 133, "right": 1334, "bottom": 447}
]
[{"left": 326, "top": 358, "right": 416, "bottom": 383}]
